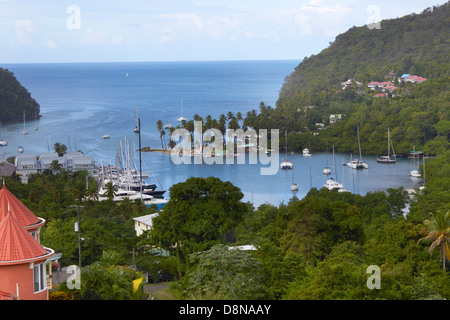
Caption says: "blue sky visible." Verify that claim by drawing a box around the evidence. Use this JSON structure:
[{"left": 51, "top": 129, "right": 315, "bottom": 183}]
[{"left": 0, "top": 0, "right": 446, "bottom": 63}]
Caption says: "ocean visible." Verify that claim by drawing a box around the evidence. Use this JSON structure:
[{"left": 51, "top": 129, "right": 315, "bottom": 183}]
[{"left": 1, "top": 60, "right": 422, "bottom": 207}]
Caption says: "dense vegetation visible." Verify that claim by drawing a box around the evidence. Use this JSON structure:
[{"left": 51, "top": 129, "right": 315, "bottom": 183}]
[
  {"left": 163, "top": 3, "right": 449, "bottom": 157},
  {"left": 0, "top": 67, "right": 40, "bottom": 122},
  {"left": 6, "top": 150, "right": 446, "bottom": 300}
]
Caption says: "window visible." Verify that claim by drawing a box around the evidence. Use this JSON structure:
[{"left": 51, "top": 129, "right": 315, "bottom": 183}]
[{"left": 33, "top": 263, "right": 46, "bottom": 293}]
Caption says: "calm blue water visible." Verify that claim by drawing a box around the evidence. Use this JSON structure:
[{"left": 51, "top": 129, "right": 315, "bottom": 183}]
[{"left": 1, "top": 61, "right": 421, "bottom": 207}]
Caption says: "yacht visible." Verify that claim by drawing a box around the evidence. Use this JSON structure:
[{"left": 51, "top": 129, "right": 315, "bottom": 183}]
[
  {"left": 280, "top": 130, "right": 293, "bottom": 169},
  {"left": 347, "top": 158, "right": 369, "bottom": 169},
  {"left": 346, "top": 124, "right": 368, "bottom": 169},
  {"left": 377, "top": 127, "right": 397, "bottom": 164},
  {"left": 134, "top": 106, "right": 140, "bottom": 133},
  {"left": 324, "top": 178, "right": 344, "bottom": 191},
  {"left": 33, "top": 113, "right": 38, "bottom": 131},
  {"left": 280, "top": 159, "right": 293, "bottom": 169},
  {"left": 302, "top": 148, "right": 312, "bottom": 156},
  {"left": 409, "top": 145, "right": 421, "bottom": 177},
  {"left": 177, "top": 100, "right": 187, "bottom": 122},
  {"left": 22, "top": 111, "right": 28, "bottom": 135},
  {"left": 103, "top": 134, "right": 110, "bottom": 139},
  {"left": 409, "top": 169, "right": 421, "bottom": 177},
  {"left": 324, "top": 145, "right": 349, "bottom": 192},
  {"left": 0, "top": 122, "right": 7, "bottom": 146}
]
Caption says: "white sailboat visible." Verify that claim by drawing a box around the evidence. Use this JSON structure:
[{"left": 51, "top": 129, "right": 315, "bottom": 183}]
[
  {"left": 133, "top": 106, "right": 140, "bottom": 133},
  {"left": 291, "top": 166, "right": 298, "bottom": 192},
  {"left": 409, "top": 145, "right": 421, "bottom": 177},
  {"left": 280, "top": 130, "right": 293, "bottom": 169},
  {"left": 302, "top": 148, "right": 312, "bottom": 156},
  {"left": 324, "top": 145, "right": 347, "bottom": 192},
  {"left": 22, "top": 111, "right": 28, "bottom": 135},
  {"left": 346, "top": 124, "right": 368, "bottom": 169},
  {"left": 177, "top": 100, "right": 187, "bottom": 122},
  {"left": 0, "top": 121, "right": 7, "bottom": 146},
  {"left": 323, "top": 143, "right": 331, "bottom": 175},
  {"left": 377, "top": 127, "right": 396, "bottom": 163},
  {"left": 33, "top": 113, "right": 38, "bottom": 131}
]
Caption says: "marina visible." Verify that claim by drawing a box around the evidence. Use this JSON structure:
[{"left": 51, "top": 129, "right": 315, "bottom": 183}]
[{"left": 0, "top": 61, "right": 424, "bottom": 208}]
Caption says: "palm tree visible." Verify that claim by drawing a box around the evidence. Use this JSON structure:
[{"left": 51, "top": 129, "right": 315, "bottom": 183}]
[
  {"left": 236, "top": 112, "right": 243, "bottom": 127},
  {"left": 156, "top": 120, "right": 164, "bottom": 150},
  {"left": 418, "top": 210, "right": 450, "bottom": 270},
  {"left": 104, "top": 181, "right": 118, "bottom": 200},
  {"left": 161, "top": 129, "right": 167, "bottom": 150}
]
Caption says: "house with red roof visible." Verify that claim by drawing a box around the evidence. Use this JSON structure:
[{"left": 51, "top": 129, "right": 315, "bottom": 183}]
[
  {"left": 368, "top": 81, "right": 394, "bottom": 90},
  {"left": 0, "top": 183, "right": 56, "bottom": 300}
]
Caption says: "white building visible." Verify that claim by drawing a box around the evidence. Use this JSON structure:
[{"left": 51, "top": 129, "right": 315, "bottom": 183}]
[
  {"left": 133, "top": 213, "right": 159, "bottom": 236},
  {"left": 15, "top": 152, "right": 95, "bottom": 183}
]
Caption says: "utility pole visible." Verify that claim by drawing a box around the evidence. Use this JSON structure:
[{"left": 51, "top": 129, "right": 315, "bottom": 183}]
[{"left": 76, "top": 205, "right": 81, "bottom": 268}]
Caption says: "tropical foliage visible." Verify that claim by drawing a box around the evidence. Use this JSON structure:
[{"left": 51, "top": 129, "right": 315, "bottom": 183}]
[{"left": 0, "top": 67, "right": 40, "bottom": 122}]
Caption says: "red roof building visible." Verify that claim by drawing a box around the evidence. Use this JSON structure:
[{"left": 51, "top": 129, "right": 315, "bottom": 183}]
[{"left": 0, "top": 184, "right": 54, "bottom": 300}]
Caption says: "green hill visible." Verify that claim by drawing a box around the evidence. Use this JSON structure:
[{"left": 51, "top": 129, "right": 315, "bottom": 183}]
[
  {"left": 0, "top": 67, "right": 40, "bottom": 123},
  {"left": 279, "top": 3, "right": 449, "bottom": 97},
  {"left": 242, "top": 2, "right": 449, "bottom": 156}
]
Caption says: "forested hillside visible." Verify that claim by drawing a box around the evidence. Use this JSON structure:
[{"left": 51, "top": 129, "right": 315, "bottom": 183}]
[
  {"left": 0, "top": 67, "right": 40, "bottom": 122},
  {"left": 240, "top": 3, "right": 449, "bottom": 156}
]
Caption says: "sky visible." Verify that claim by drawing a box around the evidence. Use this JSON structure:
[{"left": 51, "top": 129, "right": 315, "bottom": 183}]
[{"left": 0, "top": 0, "right": 447, "bottom": 63}]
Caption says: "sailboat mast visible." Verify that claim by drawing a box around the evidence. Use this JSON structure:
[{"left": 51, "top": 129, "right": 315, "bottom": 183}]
[
  {"left": 138, "top": 118, "right": 142, "bottom": 195},
  {"left": 285, "top": 130, "right": 288, "bottom": 159},
  {"left": 357, "top": 124, "right": 362, "bottom": 161},
  {"left": 387, "top": 127, "right": 390, "bottom": 157},
  {"left": 333, "top": 145, "right": 336, "bottom": 180}
]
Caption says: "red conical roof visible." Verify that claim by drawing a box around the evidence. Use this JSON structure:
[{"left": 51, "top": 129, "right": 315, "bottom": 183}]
[
  {"left": 0, "top": 184, "right": 41, "bottom": 228},
  {"left": 0, "top": 212, "right": 47, "bottom": 262}
]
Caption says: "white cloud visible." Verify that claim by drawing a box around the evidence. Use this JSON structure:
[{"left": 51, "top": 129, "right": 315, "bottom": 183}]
[
  {"left": 15, "top": 20, "right": 33, "bottom": 45},
  {"left": 159, "top": 29, "right": 176, "bottom": 43},
  {"left": 43, "top": 39, "right": 57, "bottom": 49},
  {"left": 156, "top": 13, "right": 204, "bottom": 33},
  {"left": 81, "top": 28, "right": 122, "bottom": 46}
]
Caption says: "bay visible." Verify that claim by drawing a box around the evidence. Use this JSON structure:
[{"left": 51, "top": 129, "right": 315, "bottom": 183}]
[{"left": 1, "top": 61, "right": 422, "bottom": 207}]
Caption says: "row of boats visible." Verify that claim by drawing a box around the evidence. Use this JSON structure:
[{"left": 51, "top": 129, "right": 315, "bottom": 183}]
[
  {"left": 281, "top": 126, "right": 424, "bottom": 193},
  {"left": 97, "top": 133, "right": 168, "bottom": 208}
]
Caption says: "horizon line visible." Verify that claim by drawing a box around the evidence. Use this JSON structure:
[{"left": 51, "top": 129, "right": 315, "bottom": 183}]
[{"left": 1, "top": 58, "right": 301, "bottom": 65}]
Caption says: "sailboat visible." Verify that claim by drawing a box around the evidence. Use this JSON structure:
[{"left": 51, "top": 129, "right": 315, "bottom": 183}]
[
  {"left": 22, "top": 111, "right": 28, "bottom": 135},
  {"left": 177, "top": 100, "right": 187, "bottom": 122},
  {"left": 291, "top": 167, "right": 298, "bottom": 192},
  {"left": 377, "top": 127, "right": 397, "bottom": 163},
  {"left": 33, "top": 113, "right": 38, "bottom": 131},
  {"left": 280, "top": 130, "right": 293, "bottom": 169},
  {"left": 346, "top": 124, "right": 368, "bottom": 169},
  {"left": 302, "top": 148, "right": 312, "bottom": 156},
  {"left": 323, "top": 143, "right": 331, "bottom": 175},
  {"left": 324, "top": 145, "right": 347, "bottom": 192},
  {"left": 133, "top": 106, "right": 140, "bottom": 133},
  {"left": 409, "top": 145, "right": 421, "bottom": 177},
  {"left": 0, "top": 121, "right": 7, "bottom": 146}
]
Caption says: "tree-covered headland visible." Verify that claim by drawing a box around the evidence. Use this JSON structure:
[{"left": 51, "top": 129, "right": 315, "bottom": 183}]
[{"left": 0, "top": 68, "right": 40, "bottom": 122}]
